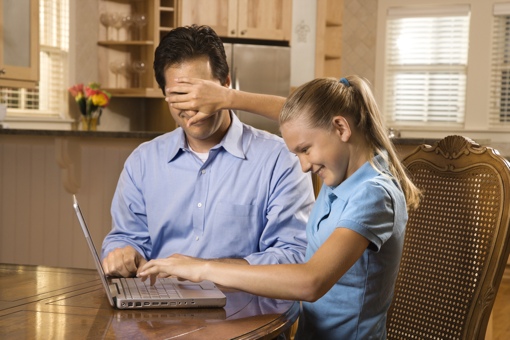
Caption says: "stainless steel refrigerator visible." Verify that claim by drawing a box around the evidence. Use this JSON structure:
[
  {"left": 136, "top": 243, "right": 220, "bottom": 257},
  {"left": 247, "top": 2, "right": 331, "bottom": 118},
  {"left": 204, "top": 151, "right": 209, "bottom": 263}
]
[{"left": 224, "top": 43, "right": 291, "bottom": 135}]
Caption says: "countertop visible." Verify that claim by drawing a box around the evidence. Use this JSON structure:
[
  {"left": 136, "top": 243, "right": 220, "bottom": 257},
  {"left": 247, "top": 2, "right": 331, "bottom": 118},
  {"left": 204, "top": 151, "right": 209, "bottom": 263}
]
[
  {"left": 0, "top": 128, "right": 163, "bottom": 139},
  {"left": 0, "top": 128, "right": 439, "bottom": 145}
]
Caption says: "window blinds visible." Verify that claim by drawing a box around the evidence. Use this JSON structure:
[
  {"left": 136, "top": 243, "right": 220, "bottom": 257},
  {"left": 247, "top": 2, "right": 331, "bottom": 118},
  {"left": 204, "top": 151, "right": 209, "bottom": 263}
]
[
  {"left": 384, "top": 6, "right": 470, "bottom": 124},
  {"left": 489, "top": 3, "right": 510, "bottom": 126},
  {"left": 38, "top": 0, "right": 69, "bottom": 115},
  {"left": 0, "top": 0, "right": 68, "bottom": 115}
]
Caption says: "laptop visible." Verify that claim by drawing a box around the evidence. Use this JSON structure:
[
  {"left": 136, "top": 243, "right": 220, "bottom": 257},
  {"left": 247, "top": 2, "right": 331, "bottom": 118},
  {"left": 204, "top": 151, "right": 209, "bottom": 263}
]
[{"left": 72, "top": 195, "right": 227, "bottom": 309}]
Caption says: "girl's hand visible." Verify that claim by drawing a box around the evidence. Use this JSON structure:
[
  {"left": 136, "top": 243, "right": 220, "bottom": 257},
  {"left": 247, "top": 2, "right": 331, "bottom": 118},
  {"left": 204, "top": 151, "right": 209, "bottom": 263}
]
[
  {"left": 137, "top": 253, "right": 206, "bottom": 285},
  {"left": 165, "top": 77, "right": 231, "bottom": 127}
]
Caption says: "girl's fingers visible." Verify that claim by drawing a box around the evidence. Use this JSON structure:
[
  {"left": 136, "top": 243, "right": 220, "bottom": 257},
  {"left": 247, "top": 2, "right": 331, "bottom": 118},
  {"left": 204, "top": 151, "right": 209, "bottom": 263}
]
[{"left": 187, "top": 112, "right": 210, "bottom": 126}]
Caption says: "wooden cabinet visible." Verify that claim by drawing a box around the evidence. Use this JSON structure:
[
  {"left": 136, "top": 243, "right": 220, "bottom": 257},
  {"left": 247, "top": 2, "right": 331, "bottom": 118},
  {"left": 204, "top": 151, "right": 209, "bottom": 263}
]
[
  {"left": 315, "top": 0, "right": 342, "bottom": 78},
  {"left": 0, "top": 0, "right": 39, "bottom": 88},
  {"left": 180, "top": 0, "right": 292, "bottom": 41},
  {"left": 97, "top": 0, "right": 179, "bottom": 98}
]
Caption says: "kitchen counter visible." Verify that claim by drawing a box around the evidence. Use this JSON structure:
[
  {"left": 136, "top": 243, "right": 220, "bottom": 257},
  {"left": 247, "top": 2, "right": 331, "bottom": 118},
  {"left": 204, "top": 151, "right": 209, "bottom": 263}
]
[
  {"left": 0, "top": 128, "right": 163, "bottom": 140},
  {"left": 0, "top": 128, "right": 439, "bottom": 146}
]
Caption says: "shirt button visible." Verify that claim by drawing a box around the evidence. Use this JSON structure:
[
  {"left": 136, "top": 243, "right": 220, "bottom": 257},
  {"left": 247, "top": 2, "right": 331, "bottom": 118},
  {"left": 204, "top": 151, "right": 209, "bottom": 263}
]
[
  {"left": 201, "top": 169, "right": 206, "bottom": 174},
  {"left": 195, "top": 236, "right": 199, "bottom": 241},
  {"left": 197, "top": 202, "right": 202, "bottom": 208}
]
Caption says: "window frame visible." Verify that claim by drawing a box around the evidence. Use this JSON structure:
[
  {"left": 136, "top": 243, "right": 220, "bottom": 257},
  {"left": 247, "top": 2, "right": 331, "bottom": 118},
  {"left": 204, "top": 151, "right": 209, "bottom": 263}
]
[
  {"left": 375, "top": 0, "right": 507, "bottom": 143},
  {"left": 1, "top": 0, "right": 73, "bottom": 129}
]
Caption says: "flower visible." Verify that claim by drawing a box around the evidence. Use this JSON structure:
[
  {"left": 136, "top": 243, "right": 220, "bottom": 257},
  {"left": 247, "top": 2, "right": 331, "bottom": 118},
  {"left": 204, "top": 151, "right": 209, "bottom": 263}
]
[{"left": 68, "top": 82, "right": 111, "bottom": 125}]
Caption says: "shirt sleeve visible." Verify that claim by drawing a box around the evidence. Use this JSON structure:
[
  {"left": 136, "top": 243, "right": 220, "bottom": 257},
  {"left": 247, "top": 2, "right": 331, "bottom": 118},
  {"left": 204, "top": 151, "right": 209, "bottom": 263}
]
[
  {"left": 244, "top": 148, "right": 314, "bottom": 265},
  {"left": 101, "top": 147, "right": 152, "bottom": 260},
  {"left": 336, "top": 179, "right": 396, "bottom": 252}
]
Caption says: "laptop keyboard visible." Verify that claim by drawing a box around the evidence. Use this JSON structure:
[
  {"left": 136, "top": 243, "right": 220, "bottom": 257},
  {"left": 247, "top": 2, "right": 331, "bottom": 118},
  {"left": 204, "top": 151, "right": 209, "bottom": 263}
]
[{"left": 121, "top": 278, "right": 180, "bottom": 299}]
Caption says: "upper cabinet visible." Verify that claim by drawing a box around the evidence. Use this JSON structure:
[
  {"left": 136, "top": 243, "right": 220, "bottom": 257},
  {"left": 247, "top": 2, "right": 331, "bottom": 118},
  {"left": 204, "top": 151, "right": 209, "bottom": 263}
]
[
  {"left": 0, "top": 0, "right": 39, "bottom": 88},
  {"left": 98, "top": 0, "right": 292, "bottom": 99},
  {"left": 180, "top": 0, "right": 292, "bottom": 41},
  {"left": 315, "top": 0, "right": 342, "bottom": 78},
  {"left": 97, "top": 0, "right": 179, "bottom": 97}
]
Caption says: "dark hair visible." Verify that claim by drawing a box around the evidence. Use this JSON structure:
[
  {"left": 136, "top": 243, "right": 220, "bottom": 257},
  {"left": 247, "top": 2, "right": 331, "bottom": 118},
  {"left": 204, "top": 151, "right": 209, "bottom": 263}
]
[
  {"left": 280, "top": 76, "right": 421, "bottom": 209},
  {"left": 153, "top": 25, "right": 229, "bottom": 95}
]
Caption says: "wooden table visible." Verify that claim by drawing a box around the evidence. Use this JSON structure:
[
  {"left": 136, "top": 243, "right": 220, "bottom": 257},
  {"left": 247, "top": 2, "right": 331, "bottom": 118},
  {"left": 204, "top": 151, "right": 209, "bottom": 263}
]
[{"left": 0, "top": 264, "right": 299, "bottom": 339}]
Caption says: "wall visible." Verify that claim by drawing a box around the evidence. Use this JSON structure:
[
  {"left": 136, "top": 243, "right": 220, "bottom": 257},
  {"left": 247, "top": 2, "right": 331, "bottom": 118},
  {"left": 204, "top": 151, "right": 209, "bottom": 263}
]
[
  {"left": 290, "top": 0, "right": 317, "bottom": 88},
  {"left": 341, "top": 0, "right": 377, "bottom": 86},
  {"left": 341, "top": 0, "right": 510, "bottom": 158},
  {"left": 0, "top": 134, "right": 148, "bottom": 269}
]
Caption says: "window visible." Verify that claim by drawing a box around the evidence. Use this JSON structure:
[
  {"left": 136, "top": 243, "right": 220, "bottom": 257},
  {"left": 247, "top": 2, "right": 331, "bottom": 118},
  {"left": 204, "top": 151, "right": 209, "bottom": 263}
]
[
  {"left": 0, "top": 0, "right": 69, "bottom": 118},
  {"left": 382, "top": 5, "right": 470, "bottom": 125},
  {"left": 490, "top": 3, "right": 510, "bottom": 127}
]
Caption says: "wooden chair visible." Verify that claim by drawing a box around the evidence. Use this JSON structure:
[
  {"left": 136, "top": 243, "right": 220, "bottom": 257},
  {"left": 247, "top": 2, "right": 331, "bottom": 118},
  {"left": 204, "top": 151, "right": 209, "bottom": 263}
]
[{"left": 387, "top": 135, "right": 510, "bottom": 340}]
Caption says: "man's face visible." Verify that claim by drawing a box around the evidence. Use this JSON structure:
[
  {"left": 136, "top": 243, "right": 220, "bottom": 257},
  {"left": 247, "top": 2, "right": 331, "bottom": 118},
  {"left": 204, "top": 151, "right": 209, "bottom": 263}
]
[{"left": 164, "top": 56, "right": 230, "bottom": 152}]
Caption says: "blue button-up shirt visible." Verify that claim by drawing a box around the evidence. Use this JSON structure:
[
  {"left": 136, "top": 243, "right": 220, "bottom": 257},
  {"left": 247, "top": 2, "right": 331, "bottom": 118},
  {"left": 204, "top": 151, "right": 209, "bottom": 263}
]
[{"left": 102, "top": 113, "right": 314, "bottom": 265}]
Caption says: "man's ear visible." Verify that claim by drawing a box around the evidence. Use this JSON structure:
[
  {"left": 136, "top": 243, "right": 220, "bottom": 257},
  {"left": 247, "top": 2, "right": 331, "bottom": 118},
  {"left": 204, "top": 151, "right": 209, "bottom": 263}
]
[
  {"left": 332, "top": 116, "right": 351, "bottom": 142},
  {"left": 224, "top": 75, "right": 231, "bottom": 88}
]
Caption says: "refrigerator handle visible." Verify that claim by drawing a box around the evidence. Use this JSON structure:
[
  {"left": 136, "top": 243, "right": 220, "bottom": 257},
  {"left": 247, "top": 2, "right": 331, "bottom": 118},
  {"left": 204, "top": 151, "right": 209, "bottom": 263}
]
[
  {"left": 234, "top": 67, "right": 240, "bottom": 91},
  {"left": 231, "top": 66, "right": 239, "bottom": 90}
]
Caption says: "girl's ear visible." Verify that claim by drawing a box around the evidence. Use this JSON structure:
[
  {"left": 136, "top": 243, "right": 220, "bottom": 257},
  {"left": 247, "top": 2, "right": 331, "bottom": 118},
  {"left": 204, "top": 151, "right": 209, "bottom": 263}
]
[{"left": 332, "top": 116, "right": 351, "bottom": 142}]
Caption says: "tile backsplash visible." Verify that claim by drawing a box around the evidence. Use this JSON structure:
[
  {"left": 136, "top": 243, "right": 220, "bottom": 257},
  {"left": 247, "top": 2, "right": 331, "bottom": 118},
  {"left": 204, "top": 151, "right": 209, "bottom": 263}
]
[{"left": 342, "top": 0, "right": 377, "bottom": 87}]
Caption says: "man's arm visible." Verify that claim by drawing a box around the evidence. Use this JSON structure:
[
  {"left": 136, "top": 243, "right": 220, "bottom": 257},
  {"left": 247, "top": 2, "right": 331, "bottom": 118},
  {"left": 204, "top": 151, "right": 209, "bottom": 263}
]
[
  {"left": 101, "top": 149, "right": 151, "bottom": 277},
  {"left": 243, "top": 148, "right": 315, "bottom": 265}
]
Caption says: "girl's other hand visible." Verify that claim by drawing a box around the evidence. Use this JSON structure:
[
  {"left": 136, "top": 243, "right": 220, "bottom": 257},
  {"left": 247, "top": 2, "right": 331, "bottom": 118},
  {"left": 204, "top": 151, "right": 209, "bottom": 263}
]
[{"left": 138, "top": 253, "right": 205, "bottom": 285}]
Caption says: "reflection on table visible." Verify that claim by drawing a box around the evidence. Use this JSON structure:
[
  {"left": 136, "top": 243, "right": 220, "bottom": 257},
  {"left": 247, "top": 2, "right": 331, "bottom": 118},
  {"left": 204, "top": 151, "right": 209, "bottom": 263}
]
[{"left": 0, "top": 264, "right": 299, "bottom": 339}]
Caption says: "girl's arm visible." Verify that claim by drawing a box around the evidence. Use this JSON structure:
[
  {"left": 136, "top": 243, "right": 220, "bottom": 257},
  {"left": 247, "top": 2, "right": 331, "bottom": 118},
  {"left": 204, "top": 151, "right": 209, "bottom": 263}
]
[
  {"left": 138, "top": 228, "right": 369, "bottom": 302},
  {"left": 165, "top": 77, "right": 286, "bottom": 126}
]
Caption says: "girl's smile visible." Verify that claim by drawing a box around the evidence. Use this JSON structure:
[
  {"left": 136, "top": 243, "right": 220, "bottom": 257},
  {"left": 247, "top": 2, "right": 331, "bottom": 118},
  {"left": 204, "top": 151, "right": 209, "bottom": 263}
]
[{"left": 281, "top": 118, "right": 353, "bottom": 187}]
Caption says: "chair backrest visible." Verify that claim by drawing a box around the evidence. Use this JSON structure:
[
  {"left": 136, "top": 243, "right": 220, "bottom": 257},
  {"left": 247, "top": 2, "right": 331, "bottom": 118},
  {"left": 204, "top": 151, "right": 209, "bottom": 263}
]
[{"left": 387, "top": 135, "right": 510, "bottom": 340}]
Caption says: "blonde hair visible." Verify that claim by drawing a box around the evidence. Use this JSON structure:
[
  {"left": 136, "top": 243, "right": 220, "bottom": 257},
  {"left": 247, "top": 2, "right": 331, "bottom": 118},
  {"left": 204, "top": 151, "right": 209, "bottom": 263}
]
[{"left": 280, "top": 76, "right": 420, "bottom": 210}]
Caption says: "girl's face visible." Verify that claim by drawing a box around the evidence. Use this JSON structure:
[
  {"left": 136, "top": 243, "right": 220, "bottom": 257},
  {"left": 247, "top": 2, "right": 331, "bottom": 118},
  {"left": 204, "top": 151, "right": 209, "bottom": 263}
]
[{"left": 281, "top": 117, "right": 351, "bottom": 187}]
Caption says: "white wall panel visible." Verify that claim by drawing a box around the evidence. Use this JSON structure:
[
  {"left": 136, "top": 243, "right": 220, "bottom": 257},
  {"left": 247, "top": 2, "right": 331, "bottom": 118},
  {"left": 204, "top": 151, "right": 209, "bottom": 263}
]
[{"left": 0, "top": 134, "right": 148, "bottom": 269}]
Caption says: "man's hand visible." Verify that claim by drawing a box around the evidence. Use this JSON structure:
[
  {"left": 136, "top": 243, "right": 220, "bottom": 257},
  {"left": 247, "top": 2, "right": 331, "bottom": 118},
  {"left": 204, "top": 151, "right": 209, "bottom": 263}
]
[{"left": 102, "top": 245, "right": 147, "bottom": 277}]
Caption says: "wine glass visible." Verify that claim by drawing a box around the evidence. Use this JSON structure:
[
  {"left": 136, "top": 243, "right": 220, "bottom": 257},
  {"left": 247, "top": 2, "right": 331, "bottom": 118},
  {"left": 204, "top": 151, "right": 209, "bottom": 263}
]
[
  {"left": 132, "top": 13, "right": 147, "bottom": 40},
  {"left": 121, "top": 15, "right": 134, "bottom": 41},
  {"left": 99, "top": 12, "right": 111, "bottom": 40},
  {"left": 109, "top": 60, "right": 126, "bottom": 88},
  {"left": 131, "top": 60, "right": 146, "bottom": 88},
  {"left": 109, "top": 12, "right": 123, "bottom": 41}
]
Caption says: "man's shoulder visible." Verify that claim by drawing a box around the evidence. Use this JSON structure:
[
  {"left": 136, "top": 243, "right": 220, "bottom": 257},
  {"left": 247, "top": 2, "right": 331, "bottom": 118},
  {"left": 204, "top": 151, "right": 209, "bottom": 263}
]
[
  {"left": 126, "top": 129, "right": 181, "bottom": 163},
  {"left": 241, "top": 124, "right": 286, "bottom": 148},
  {"left": 137, "top": 129, "right": 180, "bottom": 150}
]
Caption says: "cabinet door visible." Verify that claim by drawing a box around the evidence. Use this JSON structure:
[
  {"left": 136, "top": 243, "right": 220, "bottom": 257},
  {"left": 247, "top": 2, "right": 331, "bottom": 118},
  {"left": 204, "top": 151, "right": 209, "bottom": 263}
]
[
  {"left": 237, "top": 0, "right": 291, "bottom": 41},
  {"left": 0, "top": 0, "right": 39, "bottom": 88},
  {"left": 180, "top": 0, "right": 237, "bottom": 38}
]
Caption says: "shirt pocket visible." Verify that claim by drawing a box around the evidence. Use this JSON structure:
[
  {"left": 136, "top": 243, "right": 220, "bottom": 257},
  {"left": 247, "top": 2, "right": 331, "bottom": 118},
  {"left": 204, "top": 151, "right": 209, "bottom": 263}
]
[
  {"left": 212, "top": 202, "right": 261, "bottom": 253},
  {"left": 216, "top": 202, "right": 257, "bottom": 217}
]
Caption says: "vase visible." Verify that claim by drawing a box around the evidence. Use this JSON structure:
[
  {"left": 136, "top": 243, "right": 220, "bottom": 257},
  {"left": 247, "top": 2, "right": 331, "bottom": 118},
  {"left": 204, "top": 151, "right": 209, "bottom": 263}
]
[{"left": 81, "top": 116, "right": 98, "bottom": 131}]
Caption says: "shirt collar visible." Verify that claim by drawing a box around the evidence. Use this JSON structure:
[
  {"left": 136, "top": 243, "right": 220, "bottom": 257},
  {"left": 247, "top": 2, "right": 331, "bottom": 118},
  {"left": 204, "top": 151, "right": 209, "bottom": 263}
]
[
  {"left": 326, "top": 152, "right": 390, "bottom": 202},
  {"left": 167, "top": 111, "right": 246, "bottom": 162}
]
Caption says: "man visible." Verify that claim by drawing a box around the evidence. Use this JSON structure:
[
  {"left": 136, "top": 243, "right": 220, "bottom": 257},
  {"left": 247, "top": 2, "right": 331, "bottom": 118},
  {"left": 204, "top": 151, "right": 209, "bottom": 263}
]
[{"left": 101, "top": 25, "right": 314, "bottom": 277}]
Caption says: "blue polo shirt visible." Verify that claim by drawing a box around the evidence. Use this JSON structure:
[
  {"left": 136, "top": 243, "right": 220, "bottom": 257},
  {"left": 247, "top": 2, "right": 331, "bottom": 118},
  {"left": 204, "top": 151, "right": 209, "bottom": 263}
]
[{"left": 296, "top": 155, "right": 408, "bottom": 340}]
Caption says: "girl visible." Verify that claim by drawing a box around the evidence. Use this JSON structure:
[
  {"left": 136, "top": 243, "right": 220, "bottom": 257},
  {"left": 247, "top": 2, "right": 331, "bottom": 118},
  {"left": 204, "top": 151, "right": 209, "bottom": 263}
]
[{"left": 139, "top": 76, "right": 421, "bottom": 339}]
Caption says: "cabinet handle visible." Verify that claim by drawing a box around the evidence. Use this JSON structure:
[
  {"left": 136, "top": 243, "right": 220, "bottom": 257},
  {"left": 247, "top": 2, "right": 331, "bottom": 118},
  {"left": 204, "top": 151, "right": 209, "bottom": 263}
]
[
  {"left": 231, "top": 30, "right": 236, "bottom": 35},
  {"left": 241, "top": 30, "right": 247, "bottom": 35},
  {"left": 0, "top": 68, "right": 5, "bottom": 76}
]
